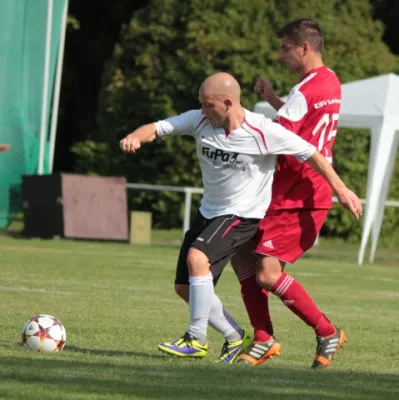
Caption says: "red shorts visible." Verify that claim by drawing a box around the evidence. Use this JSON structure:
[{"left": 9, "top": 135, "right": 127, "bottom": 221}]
[{"left": 254, "top": 209, "right": 329, "bottom": 264}]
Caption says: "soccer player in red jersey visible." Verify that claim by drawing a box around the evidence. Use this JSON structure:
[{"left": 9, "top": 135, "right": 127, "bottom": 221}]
[{"left": 232, "top": 18, "right": 347, "bottom": 369}]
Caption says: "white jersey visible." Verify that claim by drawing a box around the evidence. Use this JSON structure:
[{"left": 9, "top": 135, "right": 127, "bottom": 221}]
[{"left": 155, "top": 109, "right": 316, "bottom": 219}]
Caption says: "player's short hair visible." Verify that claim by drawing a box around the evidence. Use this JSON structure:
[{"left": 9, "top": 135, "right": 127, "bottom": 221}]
[{"left": 277, "top": 18, "right": 324, "bottom": 53}]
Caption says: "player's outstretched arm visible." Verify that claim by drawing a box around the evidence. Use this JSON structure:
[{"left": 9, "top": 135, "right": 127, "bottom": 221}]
[
  {"left": 119, "top": 123, "right": 157, "bottom": 153},
  {"left": 306, "top": 151, "right": 363, "bottom": 220}
]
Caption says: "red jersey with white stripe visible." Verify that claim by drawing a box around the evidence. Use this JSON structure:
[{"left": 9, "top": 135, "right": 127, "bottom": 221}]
[
  {"left": 270, "top": 66, "right": 341, "bottom": 210},
  {"left": 155, "top": 109, "right": 316, "bottom": 219}
]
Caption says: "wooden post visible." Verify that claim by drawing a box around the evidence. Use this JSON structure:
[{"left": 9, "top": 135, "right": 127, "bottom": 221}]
[{"left": 129, "top": 211, "right": 151, "bottom": 245}]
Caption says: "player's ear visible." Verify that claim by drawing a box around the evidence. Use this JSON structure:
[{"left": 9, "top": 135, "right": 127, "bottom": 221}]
[
  {"left": 303, "top": 41, "right": 311, "bottom": 54},
  {"left": 224, "top": 99, "right": 233, "bottom": 109}
]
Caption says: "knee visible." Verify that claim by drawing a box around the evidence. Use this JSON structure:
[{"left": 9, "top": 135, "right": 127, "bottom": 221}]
[
  {"left": 175, "top": 284, "right": 189, "bottom": 303},
  {"left": 186, "top": 247, "right": 204, "bottom": 267},
  {"left": 256, "top": 270, "right": 276, "bottom": 290},
  {"left": 256, "top": 258, "right": 283, "bottom": 290},
  {"left": 186, "top": 247, "right": 209, "bottom": 275}
]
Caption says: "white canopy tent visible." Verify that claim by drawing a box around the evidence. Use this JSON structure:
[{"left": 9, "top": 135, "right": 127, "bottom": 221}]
[{"left": 253, "top": 73, "right": 399, "bottom": 265}]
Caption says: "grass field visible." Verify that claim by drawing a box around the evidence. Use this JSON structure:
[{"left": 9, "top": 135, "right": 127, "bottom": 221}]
[{"left": 0, "top": 233, "right": 398, "bottom": 400}]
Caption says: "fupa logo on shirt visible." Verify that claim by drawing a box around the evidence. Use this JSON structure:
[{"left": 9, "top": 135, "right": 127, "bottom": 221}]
[{"left": 202, "top": 146, "right": 239, "bottom": 163}]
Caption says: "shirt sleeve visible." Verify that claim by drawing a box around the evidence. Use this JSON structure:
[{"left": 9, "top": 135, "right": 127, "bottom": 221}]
[
  {"left": 276, "top": 90, "right": 308, "bottom": 133},
  {"left": 262, "top": 117, "right": 316, "bottom": 162},
  {"left": 155, "top": 110, "right": 202, "bottom": 138}
]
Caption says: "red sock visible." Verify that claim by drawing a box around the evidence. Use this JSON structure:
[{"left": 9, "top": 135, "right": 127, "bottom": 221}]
[
  {"left": 240, "top": 274, "right": 274, "bottom": 342},
  {"left": 271, "top": 272, "right": 335, "bottom": 337}
]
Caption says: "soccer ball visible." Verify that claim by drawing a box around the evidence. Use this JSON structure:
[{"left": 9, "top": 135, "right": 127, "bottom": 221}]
[{"left": 21, "top": 314, "right": 67, "bottom": 352}]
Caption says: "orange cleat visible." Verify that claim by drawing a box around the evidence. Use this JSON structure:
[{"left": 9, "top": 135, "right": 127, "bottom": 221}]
[
  {"left": 311, "top": 327, "right": 348, "bottom": 369},
  {"left": 236, "top": 336, "right": 281, "bottom": 366}
]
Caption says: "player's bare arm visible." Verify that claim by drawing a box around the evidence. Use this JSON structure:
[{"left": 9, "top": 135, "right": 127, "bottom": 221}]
[
  {"left": 119, "top": 123, "right": 157, "bottom": 153},
  {"left": 306, "top": 151, "right": 363, "bottom": 219},
  {"left": 254, "top": 77, "right": 285, "bottom": 111}
]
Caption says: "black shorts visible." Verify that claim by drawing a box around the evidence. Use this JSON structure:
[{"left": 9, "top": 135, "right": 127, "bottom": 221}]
[{"left": 174, "top": 212, "right": 260, "bottom": 285}]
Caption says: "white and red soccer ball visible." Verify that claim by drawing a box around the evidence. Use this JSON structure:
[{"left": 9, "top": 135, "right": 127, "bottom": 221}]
[{"left": 21, "top": 314, "right": 66, "bottom": 352}]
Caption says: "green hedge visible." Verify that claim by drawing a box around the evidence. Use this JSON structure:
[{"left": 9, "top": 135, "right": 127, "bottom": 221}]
[{"left": 72, "top": 0, "right": 399, "bottom": 246}]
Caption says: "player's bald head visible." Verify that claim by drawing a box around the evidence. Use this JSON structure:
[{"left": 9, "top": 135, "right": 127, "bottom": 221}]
[{"left": 199, "top": 72, "right": 241, "bottom": 103}]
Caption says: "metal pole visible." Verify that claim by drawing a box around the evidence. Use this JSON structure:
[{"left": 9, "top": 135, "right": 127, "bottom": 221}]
[
  {"left": 38, "top": 0, "right": 53, "bottom": 175},
  {"left": 49, "top": 0, "right": 69, "bottom": 173}
]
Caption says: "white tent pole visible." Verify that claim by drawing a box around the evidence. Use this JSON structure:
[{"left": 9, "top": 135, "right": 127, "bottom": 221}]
[
  {"left": 358, "top": 217, "right": 372, "bottom": 265},
  {"left": 358, "top": 121, "right": 397, "bottom": 264},
  {"left": 358, "top": 125, "right": 380, "bottom": 264},
  {"left": 365, "top": 125, "right": 380, "bottom": 201},
  {"left": 38, "top": 0, "right": 54, "bottom": 175},
  {"left": 369, "top": 131, "right": 399, "bottom": 262},
  {"left": 49, "top": 0, "right": 69, "bottom": 173}
]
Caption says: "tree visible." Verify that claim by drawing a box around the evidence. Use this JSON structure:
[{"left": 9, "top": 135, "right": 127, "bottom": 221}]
[
  {"left": 73, "top": 0, "right": 399, "bottom": 244},
  {"left": 95, "top": 0, "right": 286, "bottom": 226},
  {"left": 372, "top": 0, "right": 399, "bottom": 54},
  {"left": 55, "top": 0, "right": 148, "bottom": 171}
]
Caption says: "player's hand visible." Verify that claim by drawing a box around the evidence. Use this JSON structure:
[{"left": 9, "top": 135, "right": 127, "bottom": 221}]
[
  {"left": 0, "top": 144, "right": 10, "bottom": 152},
  {"left": 336, "top": 188, "right": 363, "bottom": 220},
  {"left": 254, "top": 77, "right": 275, "bottom": 103},
  {"left": 119, "top": 135, "right": 141, "bottom": 153}
]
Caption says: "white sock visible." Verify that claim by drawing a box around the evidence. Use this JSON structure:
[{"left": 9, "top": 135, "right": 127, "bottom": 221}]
[
  {"left": 209, "top": 294, "right": 243, "bottom": 342},
  {"left": 187, "top": 272, "right": 214, "bottom": 345}
]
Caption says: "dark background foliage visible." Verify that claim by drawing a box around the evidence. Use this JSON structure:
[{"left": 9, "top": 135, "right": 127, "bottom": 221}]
[{"left": 56, "top": 0, "right": 399, "bottom": 245}]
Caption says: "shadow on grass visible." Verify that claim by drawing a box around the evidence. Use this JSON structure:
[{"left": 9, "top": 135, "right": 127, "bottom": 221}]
[
  {"left": 0, "top": 356, "right": 398, "bottom": 400},
  {"left": 0, "top": 341, "right": 25, "bottom": 351},
  {"left": 0, "top": 342, "right": 167, "bottom": 360},
  {"left": 66, "top": 345, "right": 167, "bottom": 359},
  {"left": 0, "top": 341, "right": 166, "bottom": 360}
]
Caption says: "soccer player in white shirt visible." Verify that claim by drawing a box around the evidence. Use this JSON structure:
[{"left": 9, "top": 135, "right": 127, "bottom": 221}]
[{"left": 119, "top": 72, "right": 362, "bottom": 363}]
